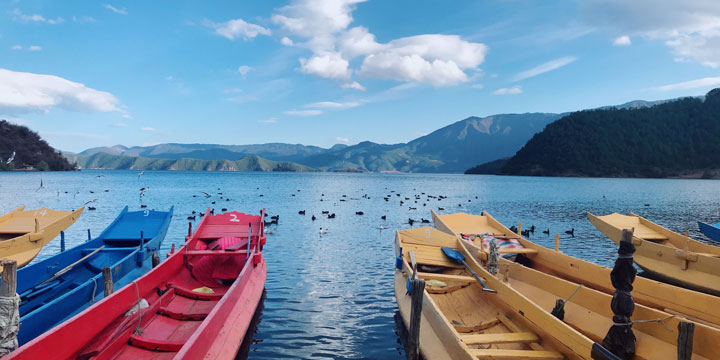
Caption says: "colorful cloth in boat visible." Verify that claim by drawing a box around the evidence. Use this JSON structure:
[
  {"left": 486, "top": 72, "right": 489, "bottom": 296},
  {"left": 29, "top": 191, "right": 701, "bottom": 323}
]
[{"left": 480, "top": 234, "right": 523, "bottom": 259}]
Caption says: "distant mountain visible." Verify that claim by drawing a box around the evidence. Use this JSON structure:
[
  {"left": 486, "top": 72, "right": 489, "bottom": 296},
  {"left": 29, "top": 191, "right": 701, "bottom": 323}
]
[
  {"left": 75, "top": 153, "right": 317, "bottom": 172},
  {"left": 76, "top": 95, "right": 699, "bottom": 174},
  {"left": 297, "top": 113, "right": 561, "bottom": 172},
  {"left": 0, "top": 120, "right": 75, "bottom": 171},
  {"left": 80, "top": 143, "right": 328, "bottom": 163},
  {"left": 486, "top": 90, "right": 720, "bottom": 178}
]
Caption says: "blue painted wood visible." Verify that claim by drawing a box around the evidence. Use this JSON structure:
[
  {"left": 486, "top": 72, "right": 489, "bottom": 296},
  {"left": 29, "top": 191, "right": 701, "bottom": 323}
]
[
  {"left": 16, "top": 205, "right": 174, "bottom": 346},
  {"left": 699, "top": 221, "right": 720, "bottom": 242}
]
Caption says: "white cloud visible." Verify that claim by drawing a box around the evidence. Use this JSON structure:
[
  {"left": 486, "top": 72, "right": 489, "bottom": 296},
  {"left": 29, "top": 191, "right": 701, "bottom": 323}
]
[
  {"left": 258, "top": 117, "right": 278, "bottom": 123},
  {"left": 0, "top": 68, "right": 124, "bottom": 114},
  {"left": 666, "top": 30, "right": 720, "bottom": 67},
  {"left": 273, "top": 0, "right": 487, "bottom": 87},
  {"left": 73, "top": 16, "right": 96, "bottom": 23},
  {"left": 284, "top": 109, "right": 323, "bottom": 116},
  {"left": 10, "top": 45, "right": 42, "bottom": 51},
  {"left": 358, "top": 35, "right": 487, "bottom": 86},
  {"left": 237, "top": 65, "right": 254, "bottom": 77},
  {"left": 579, "top": 1, "right": 720, "bottom": 67},
  {"left": 299, "top": 52, "right": 351, "bottom": 79},
  {"left": 104, "top": 4, "right": 127, "bottom": 15},
  {"left": 341, "top": 81, "right": 365, "bottom": 91},
  {"left": 513, "top": 56, "right": 577, "bottom": 81},
  {"left": 652, "top": 76, "right": 720, "bottom": 91},
  {"left": 281, "top": 37, "right": 294, "bottom": 46},
  {"left": 471, "top": 83, "right": 484, "bottom": 89},
  {"left": 305, "top": 101, "right": 360, "bottom": 109},
  {"left": 211, "top": 19, "right": 271, "bottom": 41},
  {"left": 110, "top": 122, "right": 128, "bottom": 128},
  {"left": 12, "top": 9, "right": 63, "bottom": 24},
  {"left": 141, "top": 127, "right": 156, "bottom": 131},
  {"left": 613, "top": 35, "right": 631, "bottom": 46},
  {"left": 335, "top": 137, "right": 349, "bottom": 143},
  {"left": 493, "top": 86, "right": 523, "bottom": 95}
]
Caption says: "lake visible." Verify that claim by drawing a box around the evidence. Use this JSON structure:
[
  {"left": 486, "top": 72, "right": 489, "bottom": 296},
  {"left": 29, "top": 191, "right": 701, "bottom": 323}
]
[{"left": 1, "top": 170, "right": 719, "bottom": 359}]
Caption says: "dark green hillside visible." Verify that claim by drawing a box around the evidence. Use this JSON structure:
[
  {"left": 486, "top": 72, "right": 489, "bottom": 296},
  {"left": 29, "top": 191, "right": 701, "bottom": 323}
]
[
  {"left": 498, "top": 89, "right": 720, "bottom": 178},
  {"left": 0, "top": 120, "right": 75, "bottom": 171},
  {"left": 75, "top": 152, "right": 317, "bottom": 172}
]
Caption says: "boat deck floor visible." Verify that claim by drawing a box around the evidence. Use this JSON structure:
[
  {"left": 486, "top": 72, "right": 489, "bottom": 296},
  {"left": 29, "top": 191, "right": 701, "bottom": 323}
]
[{"left": 83, "top": 270, "right": 229, "bottom": 360}]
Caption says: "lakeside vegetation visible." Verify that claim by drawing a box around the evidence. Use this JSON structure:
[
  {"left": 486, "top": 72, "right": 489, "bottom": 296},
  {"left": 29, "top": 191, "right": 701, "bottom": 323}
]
[
  {"left": 468, "top": 88, "right": 720, "bottom": 179},
  {"left": 73, "top": 152, "right": 318, "bottom": 172},
  {"left": 0, "top": 120, "right": 76, "bottom": 171}
]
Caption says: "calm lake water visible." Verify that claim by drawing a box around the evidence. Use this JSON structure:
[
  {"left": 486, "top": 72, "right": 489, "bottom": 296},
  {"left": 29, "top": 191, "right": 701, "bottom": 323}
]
[{"left": 1, "top": 170, "right": 719, "bottom": 359}]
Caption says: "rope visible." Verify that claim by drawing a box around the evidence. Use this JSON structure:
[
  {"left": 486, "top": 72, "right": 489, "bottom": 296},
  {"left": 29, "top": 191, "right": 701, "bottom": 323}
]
[
  {"left": 563, "top": 284, "right": 583, "bottom": 304},
  {"left": 613, "top": 315, "right": 675, "bottom": 331},
  {"left": 90, "top": 277, "right": 97, "bottom": 302},
  {"left": 133, "top": 281, "right": 143, "bottom": 336}
]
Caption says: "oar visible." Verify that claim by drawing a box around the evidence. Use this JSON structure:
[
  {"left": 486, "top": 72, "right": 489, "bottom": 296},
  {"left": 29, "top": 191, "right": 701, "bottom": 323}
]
[
  {"left": 38, "top": 246, "right": 105, "bottom": 286},
  {"left": 441, "top": 247, "right": 496, "bottom": 293}
]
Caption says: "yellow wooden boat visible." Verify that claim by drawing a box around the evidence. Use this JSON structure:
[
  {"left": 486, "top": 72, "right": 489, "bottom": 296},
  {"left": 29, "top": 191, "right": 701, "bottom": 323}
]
[
  {"left": 423, "top": 214, "right": 720, "bottom": 359},
  {"left": 395, "top": 227, "right": 599, "bottom": 360},
  {"left": 0, "top": 206, "right": 84, "bottom": 268},
  {"left": 587, "top": 212, "right": 720, "bottom": 296},
  {"left": 432, "top": 210, "right": 720, "bottom": 329}
]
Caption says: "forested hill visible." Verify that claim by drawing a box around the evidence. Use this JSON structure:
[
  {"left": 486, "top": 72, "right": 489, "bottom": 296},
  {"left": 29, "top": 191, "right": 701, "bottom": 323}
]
[
  {"left": 74, "top": 152, "right": 317, "bottom": 172},
  {"left": 0, "top": 120, "right": 75, "bottom": 171},
  {"left": 496, "top": 88, "right": 720, "bottom": 178}
]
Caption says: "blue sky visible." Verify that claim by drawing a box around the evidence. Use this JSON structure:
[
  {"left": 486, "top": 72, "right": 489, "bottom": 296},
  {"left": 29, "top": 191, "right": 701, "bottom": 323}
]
[{"left": 1, "top": 0, "right": 720, "bottom": 152}]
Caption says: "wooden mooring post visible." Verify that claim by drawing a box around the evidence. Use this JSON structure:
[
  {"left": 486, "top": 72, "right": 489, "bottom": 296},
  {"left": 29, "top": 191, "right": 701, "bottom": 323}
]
[
  {"left": 152, "top": 252, "right": 160, "bottom": 268},
  {"left": 408, "top": 278, "right": 425, "bottom": 360},
  {"left": 677, "top": 321, "right": 694, "bottom": 360},
  {"left": 407, "top": 250, "right": 425, "bottom": 360},
  {"left": 0, "top": 259, "right": 18, "bottom": 356},
  {"left": 102, "top": 266, "right": 113, "bottom": 297}
]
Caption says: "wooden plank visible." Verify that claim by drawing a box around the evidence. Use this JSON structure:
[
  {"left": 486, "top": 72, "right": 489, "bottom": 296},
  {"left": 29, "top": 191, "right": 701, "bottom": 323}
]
[
  {"left": 453, "top": 318, "right": 501, "bottom": 333},
  {"left": 468, "top": 349, "right": 563, "bottom": 359},
  {"left": 102, "top": 267, "right": 113, "bottom": 297},
  {"left": 461, "top": 332, "right": 539, "bottom": 345},
  {"left": 416, "top": 272, "right": 475, "bottom": 283}
]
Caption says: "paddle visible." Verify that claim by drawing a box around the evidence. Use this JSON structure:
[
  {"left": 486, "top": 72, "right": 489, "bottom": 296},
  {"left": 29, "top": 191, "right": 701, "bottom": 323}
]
[
  {"left": 38, "top": 246, "right": 106, "bottom": 286},
  {"left": 441, "top": 247, "right": 497, "bottom": 293}
]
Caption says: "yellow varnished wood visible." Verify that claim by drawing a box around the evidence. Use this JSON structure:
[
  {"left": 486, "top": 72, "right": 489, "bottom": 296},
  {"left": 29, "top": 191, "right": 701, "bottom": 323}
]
[
  {"left": 433, "top": 210, "right": 720, "bottom": 359},
  {"left": 434, "top": 210, "right": 720, "bottom": 329},
  {"left": 0, "top": 207, "right": 84, "bottom": 268},
  {"left": 588, "top": 212, "right": 720, "bottom": 295},
  {"left": 468, "top": 349, "right": 564, "bottom": 359},
  {"left": 395, "top": 226, "right": 590, "bottom": 360},
  {"left": 461, "top": 332, "right": 539, "bottom": 345}
]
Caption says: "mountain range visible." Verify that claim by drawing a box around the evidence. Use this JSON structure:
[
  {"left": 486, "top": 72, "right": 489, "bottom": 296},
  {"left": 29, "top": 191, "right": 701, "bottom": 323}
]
[{"left": 68, "top": 98, "right": 678, "bottom": 173}]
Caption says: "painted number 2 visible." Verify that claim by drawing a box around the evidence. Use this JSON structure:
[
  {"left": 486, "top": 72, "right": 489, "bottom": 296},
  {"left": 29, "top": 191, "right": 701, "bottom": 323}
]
[{"left": 229, "top": 214, "right": 240, "bottom": 222}]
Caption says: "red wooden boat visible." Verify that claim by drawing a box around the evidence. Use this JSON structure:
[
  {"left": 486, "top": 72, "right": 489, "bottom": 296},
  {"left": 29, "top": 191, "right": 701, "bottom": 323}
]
[{"left": 8, "top": 209, "right": 267, "bottom": 360}]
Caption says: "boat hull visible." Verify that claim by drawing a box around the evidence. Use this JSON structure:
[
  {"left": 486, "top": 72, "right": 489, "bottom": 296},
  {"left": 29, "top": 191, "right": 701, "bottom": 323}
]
[
  {"left": 0, "top": 207, "right": 84, "bottom": 268},
  {"left": 588, "top": 212, "right": 720, "bottom": 295},
  {"left": 7, "top": 209, "right": 267, "bottom": 360},
  {"left": 699, "top": 221, "right": 720, "bottom": 242},
  {"left": 15, "top": 206, "right": 174, "bottom": 345},
  {"left": 432, "top": 210, "right": 720, "bottom": 328}
]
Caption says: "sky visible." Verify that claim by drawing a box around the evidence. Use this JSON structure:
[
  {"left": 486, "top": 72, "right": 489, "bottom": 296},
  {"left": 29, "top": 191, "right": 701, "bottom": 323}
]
[{"left": 1, "top": 0, "right": 720, "bottom": 152}]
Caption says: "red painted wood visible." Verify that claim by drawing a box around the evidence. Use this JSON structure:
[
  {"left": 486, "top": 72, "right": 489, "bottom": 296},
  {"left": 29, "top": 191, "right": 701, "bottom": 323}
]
[{"left": 7, "top": 209, "right": 267, "bottom": 360}]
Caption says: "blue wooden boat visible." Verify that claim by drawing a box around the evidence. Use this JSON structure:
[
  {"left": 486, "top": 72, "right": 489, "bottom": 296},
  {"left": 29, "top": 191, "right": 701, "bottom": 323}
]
[
  {"left": 699, "top": 220, "right": 720, "bottom": 242},
  {"left": 15, "top": 205, "right": 173, "bottom": 346}
]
